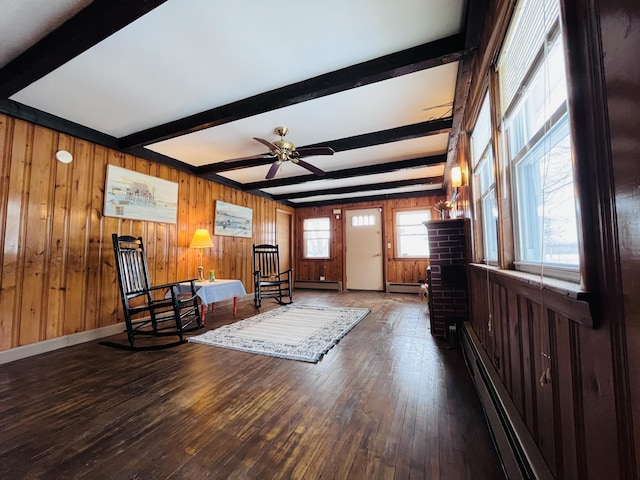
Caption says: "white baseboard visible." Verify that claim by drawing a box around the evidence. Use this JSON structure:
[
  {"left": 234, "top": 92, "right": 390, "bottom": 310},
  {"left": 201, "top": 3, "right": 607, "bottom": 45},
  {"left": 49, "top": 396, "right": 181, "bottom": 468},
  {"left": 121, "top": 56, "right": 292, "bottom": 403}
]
[
  {"left": 386, "top": 282, "right": 421, "bottom": 294},
  {"left": 0, "top": 296, "right": 255, "bottom": 366},
  {"left": 294, "top": 280, "right": 342, "bottom": 291},
  {"left": 0, "top": 323, "right": 126, "bottom": 366}
]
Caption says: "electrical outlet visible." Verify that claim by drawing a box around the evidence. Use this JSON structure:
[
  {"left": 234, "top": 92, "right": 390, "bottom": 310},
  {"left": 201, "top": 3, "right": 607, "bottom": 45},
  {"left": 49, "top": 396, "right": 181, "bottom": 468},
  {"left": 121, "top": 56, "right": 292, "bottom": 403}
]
[{"left": 493, "top": 353, "right": 500, "bottom": 369}]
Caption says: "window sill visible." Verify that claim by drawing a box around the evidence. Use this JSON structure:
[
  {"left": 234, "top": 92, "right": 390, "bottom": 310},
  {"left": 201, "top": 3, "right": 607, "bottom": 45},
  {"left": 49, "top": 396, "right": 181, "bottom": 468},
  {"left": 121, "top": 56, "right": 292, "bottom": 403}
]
[{"left": 469, "top": 264, "right": 598, "bottom": 328}]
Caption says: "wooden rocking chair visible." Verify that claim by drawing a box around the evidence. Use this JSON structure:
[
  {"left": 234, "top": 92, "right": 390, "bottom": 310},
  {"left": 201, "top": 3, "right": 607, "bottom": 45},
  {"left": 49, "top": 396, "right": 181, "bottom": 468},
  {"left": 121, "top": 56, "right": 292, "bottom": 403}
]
[
  {"left": 103, "top": 234, "right": 204, "bottom": 350},
  {"left": 253, "top": 244, "right": 293, "bottom": 307}
]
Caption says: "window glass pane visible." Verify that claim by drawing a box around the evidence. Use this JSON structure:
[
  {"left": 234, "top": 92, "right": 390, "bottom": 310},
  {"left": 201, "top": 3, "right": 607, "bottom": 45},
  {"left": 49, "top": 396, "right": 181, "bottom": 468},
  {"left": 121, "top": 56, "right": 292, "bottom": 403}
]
[
  {"left": 477, "top": 154, "right": 494, "bottom": 193},
  {"left": 481, "top": 191, "right": 499, "bottom": 261},
  {"left": 396, "top": 210, "right": 430, "bottom": 257},
  {"left": 304, "top": 217, "right": 330, "bottom": 230},
  {"left": 472, "top": 95, "right": 492, "bottom": 165},
  {"left": 498, "top": 0, "right": 561, "bottom": 111},
  {"left": 513, "top": 115, "right": 579, "bottom": 265},
  {"left": 351, "top": 214, "right": 377, "bottom": 227},
  {"left": 499, "top": 0, "right": 580, "bottom": 272},
  {"left": 471, "top": 92, "right": 499, "bottom": 262},
  {"left": 303, "top": 217, "right": 330, "bottom": 258},
  {"left": 506, "top": 37, "right": 568, "bottom": 158},
  {"left": 397, "top": 211, "right": 427, "bottom": 226}
]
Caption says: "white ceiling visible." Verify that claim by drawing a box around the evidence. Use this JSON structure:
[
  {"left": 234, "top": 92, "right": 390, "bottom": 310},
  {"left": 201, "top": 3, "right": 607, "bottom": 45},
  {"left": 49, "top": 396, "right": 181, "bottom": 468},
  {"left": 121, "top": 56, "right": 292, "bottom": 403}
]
[{"left": 0, "top": 0, "right": 472, "bottom": 206}]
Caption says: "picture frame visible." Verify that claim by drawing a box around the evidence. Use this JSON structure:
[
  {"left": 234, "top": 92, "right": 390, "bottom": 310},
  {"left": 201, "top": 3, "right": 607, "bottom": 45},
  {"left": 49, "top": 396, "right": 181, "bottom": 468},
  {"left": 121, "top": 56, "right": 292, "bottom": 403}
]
[
  {"left": 214, "top": 200, "right": 253, "bottom": 238},
  {"left": 103, "top": 164, "right": 179, "bottom": 224}
]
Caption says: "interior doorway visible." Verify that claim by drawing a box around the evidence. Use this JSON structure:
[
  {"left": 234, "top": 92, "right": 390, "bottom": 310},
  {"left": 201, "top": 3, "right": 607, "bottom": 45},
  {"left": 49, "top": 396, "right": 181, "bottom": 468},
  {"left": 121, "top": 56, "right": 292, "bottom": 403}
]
[
  {"left": 345, "top": 208, "right": 383, "bottom": 291},
  {"left": 276, "top": 209, "right": 292, "bottom": 272}
]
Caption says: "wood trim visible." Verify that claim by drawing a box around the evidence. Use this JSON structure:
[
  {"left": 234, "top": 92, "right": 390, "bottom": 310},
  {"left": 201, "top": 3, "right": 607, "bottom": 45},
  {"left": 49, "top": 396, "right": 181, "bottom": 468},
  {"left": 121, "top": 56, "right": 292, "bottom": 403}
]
[
  {"left": 238, "top": 155, "right": 446, "bottom": 191},
  {"left": 561, "top": 0, "right": 636, "bottom": 476},
  {"left": 196, "top": 119, "right": 452, "bottom": 175},
  {"left": 291, "top": 189, "right": 441, "bottom": 209},
  {"left": 271, "top": 177, "right": 444, "bottom": 201},
  {"left": 470, "top": 264, "right": 597, "bottom": 328}
]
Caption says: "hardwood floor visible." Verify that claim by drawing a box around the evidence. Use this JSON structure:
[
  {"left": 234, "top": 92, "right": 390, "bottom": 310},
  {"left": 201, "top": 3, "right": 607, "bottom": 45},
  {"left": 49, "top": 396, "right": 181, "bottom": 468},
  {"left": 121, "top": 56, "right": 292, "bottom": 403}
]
[{"left": 0, "top": 290, "right": 505, "bottom": 479}]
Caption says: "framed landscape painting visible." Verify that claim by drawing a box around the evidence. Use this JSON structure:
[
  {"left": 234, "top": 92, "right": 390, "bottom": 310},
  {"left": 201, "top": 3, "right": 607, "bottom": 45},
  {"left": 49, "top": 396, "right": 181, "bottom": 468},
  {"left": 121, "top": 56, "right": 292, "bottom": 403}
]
[
  {"left": 214, "top": 200, "right": 253, "bottom": 238},
  {"left": 103, "top": 165, "right": 179, "bottom": 224}
]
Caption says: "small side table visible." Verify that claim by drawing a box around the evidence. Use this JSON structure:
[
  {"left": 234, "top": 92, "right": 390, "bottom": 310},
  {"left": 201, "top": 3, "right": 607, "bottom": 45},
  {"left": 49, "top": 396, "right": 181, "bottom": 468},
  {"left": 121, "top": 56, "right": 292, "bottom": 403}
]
[{"left": 175, "top": 279, "right": 247, "bottom": 319}]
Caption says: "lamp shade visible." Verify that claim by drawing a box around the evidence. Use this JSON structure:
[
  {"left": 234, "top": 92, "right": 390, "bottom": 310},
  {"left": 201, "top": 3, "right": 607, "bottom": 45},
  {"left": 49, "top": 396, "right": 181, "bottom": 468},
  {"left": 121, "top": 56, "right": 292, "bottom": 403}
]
[
  {"left": 189, "top": 229, "right": 214, "bottom": 248},
  {"left": 451, "top": 166, "right": 462, "bottom": 188}
]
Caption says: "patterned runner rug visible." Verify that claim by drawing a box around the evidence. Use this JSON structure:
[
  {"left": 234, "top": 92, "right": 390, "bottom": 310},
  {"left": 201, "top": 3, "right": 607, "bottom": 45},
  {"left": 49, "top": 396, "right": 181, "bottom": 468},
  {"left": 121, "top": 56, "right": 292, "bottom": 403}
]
[{"left": 188, "top": 304, "right": 370, "bottom": 362}]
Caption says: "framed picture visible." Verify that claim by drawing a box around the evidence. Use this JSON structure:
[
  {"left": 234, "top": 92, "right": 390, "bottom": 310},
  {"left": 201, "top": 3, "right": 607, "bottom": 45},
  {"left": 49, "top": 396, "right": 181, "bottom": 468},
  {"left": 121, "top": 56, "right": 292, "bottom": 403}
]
[
  {"left": 214, "top": 200, "right": 253, "bottom": 238},
  {"left": 103, "top": 165, "right": 179, "bottom": 224}
]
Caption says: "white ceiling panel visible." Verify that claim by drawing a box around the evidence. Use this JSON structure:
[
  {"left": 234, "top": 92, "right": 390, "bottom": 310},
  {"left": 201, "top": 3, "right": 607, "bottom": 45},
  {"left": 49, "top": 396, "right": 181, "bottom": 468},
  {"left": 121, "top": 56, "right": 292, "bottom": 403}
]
[
  {"left": 144, "top": 64, "right": 458, "bottom": 167},
  {"left": 0, "top": 0, "right": 470, "bottom": 206},
  {"left": 10, "top": 0, "right": 464, "bottom": 137}
]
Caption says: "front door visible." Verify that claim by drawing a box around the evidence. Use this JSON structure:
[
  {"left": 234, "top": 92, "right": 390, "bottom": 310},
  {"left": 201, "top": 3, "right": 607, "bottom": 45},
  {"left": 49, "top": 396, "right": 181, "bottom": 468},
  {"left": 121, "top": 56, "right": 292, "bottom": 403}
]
[{"left": 345, "top": 208, "right": 383, "bottom": 290}]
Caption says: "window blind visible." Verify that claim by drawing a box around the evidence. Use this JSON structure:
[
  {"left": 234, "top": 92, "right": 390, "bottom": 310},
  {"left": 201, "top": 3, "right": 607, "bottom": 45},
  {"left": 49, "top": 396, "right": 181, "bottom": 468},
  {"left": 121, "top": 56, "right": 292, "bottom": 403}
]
[{"left": 496, "top": 0, "right": 560, "bottom": 112}]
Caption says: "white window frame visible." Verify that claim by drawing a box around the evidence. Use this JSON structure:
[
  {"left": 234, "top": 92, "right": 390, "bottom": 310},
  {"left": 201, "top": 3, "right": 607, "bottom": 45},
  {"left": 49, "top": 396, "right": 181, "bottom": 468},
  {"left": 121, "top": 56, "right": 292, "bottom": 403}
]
[
  {"left": 395, "top": 209, "right": 431, "bottom": 258},
  {"left": 471, "top": 93, "right": 499, "bottom": 264},
  {"left": 303, "top": 217, "right": 331, "bottom": 259},
  {"left": 497, "top": 0, "right": 581, "bottom": 282}
]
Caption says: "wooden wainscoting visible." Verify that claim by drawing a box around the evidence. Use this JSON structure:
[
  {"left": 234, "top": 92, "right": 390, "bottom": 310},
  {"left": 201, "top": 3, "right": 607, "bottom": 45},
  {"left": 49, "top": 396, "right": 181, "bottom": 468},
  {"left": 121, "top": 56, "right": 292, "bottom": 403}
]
[{"left": 467, "top": 264, "right": 621, "bottom": 479}]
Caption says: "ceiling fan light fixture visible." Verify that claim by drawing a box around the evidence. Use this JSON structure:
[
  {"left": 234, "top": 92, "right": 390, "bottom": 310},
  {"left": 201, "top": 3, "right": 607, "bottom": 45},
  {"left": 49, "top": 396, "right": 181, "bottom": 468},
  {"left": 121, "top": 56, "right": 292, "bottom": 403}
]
[{"left": 242, "top": 126, "right": 333, "bottom": 179}]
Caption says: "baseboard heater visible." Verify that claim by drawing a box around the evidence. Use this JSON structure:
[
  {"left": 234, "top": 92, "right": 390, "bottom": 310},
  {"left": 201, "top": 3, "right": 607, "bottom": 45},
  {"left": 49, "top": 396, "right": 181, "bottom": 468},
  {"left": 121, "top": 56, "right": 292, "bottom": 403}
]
[
  {"left": 385, "top": 282, "right": 421, "bottom": 294},
  {"left": 294, "top": 280, "right": 342, "bottom": 291},
  {"left": 461, "top": 322, "right": 554, "bottom": 480}
]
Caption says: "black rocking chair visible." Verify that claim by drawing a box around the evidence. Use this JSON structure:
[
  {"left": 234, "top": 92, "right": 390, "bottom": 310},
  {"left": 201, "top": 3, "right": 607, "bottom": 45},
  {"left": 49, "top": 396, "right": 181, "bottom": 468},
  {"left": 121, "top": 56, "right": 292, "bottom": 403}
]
[
  {"left": 253, "top": 243, "right": 293, "bottom": 307},
  {"left": 103, "top": 234, "right": 204, "bottom": 350}
]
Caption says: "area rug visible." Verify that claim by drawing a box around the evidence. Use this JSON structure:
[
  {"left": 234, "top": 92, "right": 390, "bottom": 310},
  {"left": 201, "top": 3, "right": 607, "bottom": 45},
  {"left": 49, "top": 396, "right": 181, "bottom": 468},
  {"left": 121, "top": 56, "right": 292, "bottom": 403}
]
[{"left": 188, "top": 304, "right": 370, "bottom": 362}]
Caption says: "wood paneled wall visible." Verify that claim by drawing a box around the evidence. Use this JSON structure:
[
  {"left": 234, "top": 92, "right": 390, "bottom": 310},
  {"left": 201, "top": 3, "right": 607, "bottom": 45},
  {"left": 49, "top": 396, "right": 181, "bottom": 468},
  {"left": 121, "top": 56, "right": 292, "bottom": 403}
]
[
  {"left": 294, "top": 196, "right": 446, "bottom": 286},
  {"left": 599, "top": 0, "right": 640, "bottom": 471},
  {"left": 459, "top": 0, "right": 638, "bottom": 477},
  {"left": 0, "top": 114, "right": 292, "bottom": 352},
  {"left": 469, "top": 266, "right": 617, "bottom": 479}
]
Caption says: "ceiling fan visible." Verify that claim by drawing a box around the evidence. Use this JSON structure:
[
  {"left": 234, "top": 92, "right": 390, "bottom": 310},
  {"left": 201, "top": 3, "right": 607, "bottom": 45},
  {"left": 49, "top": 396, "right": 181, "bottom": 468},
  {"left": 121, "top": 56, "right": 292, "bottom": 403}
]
[{"left": 229, "top": 127, "right": 334, "bottom": 179}]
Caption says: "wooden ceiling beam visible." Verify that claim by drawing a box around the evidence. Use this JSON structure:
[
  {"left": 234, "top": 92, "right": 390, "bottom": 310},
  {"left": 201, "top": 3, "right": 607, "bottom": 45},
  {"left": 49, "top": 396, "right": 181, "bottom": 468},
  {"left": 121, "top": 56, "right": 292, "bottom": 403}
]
[
  {"left": 0, "top": 0, "right": 169, "bottom": 98},
  {"left": 195, "top": 120, "right": 451, "bottom": 175},
  {"left": 119, "top": 35, "right": 465, "bottom": 149},
  {"left": 270, "top": 176, "right": 444, "bottom": 201},
  {"left": 240, "top": 154, "right": 447, "bottom": 191},
  {"left": 290, "top": 188, "right": 442, "bottom": 208}
]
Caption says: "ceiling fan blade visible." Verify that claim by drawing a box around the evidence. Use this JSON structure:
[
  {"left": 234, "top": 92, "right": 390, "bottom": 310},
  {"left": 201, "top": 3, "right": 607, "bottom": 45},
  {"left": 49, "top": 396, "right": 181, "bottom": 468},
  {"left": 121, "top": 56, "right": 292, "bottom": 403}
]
[
  {"left": 295, "top": 159, "right": 325, "bottom": 176},
  {"left": 266, "top": 162, "right": 282, "bottom": 179},
  {"left": 296, "top": 146, "right": 335, "bottom": 157},
  {"left": 254, "top": 137, "right": 279, "bottom": 151}
]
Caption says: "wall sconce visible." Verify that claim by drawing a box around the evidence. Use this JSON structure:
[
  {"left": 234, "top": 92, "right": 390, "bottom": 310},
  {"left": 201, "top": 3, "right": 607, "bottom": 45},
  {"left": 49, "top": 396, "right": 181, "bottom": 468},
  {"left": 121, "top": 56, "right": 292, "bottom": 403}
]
[
  {"left": 189, "top": 229, "right": 214, "bottom": 282},
  {"left": 450, "top": 166, "right": 463, "bottom": 206},
  {"left": 451, "top": 166, "right": 462, "bottom": 189}
]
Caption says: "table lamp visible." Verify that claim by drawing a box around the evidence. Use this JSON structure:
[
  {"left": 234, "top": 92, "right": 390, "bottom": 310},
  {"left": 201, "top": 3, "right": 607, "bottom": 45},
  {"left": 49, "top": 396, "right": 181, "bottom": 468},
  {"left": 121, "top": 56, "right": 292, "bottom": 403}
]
[{"left": 189, "top": 229, "right": 214, "bottom": 281}]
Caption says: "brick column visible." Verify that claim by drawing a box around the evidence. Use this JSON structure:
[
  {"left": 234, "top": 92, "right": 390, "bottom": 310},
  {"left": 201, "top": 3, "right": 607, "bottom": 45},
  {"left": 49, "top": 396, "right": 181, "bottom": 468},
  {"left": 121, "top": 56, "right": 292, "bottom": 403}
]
[{"left": 423, "top": 218, "right": 469, "bottom": 338}]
